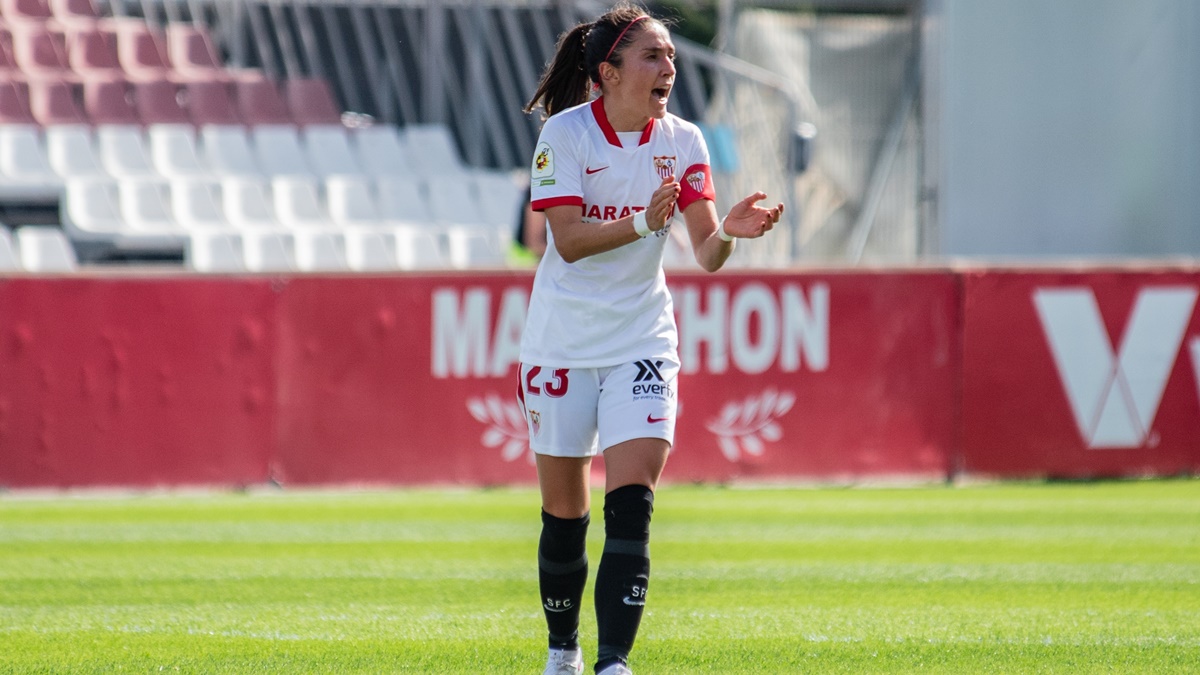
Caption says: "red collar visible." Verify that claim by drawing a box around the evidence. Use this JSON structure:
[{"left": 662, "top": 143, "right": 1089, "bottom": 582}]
[{"left": 590, "top": 97, "right": 654, "bottom": 148}]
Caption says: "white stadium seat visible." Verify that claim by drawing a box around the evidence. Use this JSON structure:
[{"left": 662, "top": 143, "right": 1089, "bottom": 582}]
[
  {"left": 472, "top": 172, "right": 525, "bottom": 230},
  {"left": 252, "top": 125, "right": 313, "bottom": 177},
  {"left": 354, "top": 125, "right": 414, "bottom": 177},
  {"left": 187, "top": 231, "right": 245, "bottom": 272},
  {"left": 16, "top": 227, "right": 78, "bottom": 272},
  {"left": 96, "top": 126, "right": 158, "bottom": 179},
  {"left": 0, "top": 125, "right": 61, "bottom": 200},
  {"left": 394, "top": 224, "right": 447, "bottom": 270},
  {"left": 118, "top": 178, "right": 177, "bottom": 232},
  {"left": 171, "top": 178, "right": 229, "bottom": 230},
  {"left": 293, "top": 230, "right": 348, "bottom": 272},
  {"left": 377, "top": 176, "right": 433, "bottom": 226},
  {"left": 61, "top": 178, "right": 124, "bottom": 236},
  {"left": 149, "top": 125, "right": 208, "bottom": 179},
  {"left": 201, "top": 126, "right": 262, "bottom": 177},
  {"left": 303, "top": 125, "right": 363, "bottom": 178},
  {"left": 45, "top": 125, "right": 106, "bottom": 179},
  {"left": 327, "top": 175, "right": 380, "bottom": 228},
  {"left": 400, "top": 124, "right": 468, "bottom": 175},
  {"left": 221, "top": 177, "right": 279, "bottom": 229},
  {"left": 242, "top": 230, "right": 296, "bottom": 272},
  {"left": 344, "top": 229, "right": 400, "bottom": 271},
  {"left": 272, "top": 176, "right": 333, "bottom": 229}
]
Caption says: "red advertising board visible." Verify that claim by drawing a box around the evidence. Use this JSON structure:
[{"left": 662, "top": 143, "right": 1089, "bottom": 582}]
[
  {"left": 959, "top": 269, "right": 1200, "bottom": 478},
  {"left": 0, "top": 277, "right": 278, "bottom": 488},
  {"left": 7, "top": 266, "right": 1193, "bottom": 489},
  {"left": 269, "top": 271, "right": 959, "bottom": 485}
]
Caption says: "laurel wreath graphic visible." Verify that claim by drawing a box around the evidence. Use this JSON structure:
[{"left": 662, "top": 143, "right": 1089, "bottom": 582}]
[
  {"left": 466, "top": 393, "right": 532, "bottom": 463},
  {"left": 704, "top": 388, "right": 796, "bottom": 462}
]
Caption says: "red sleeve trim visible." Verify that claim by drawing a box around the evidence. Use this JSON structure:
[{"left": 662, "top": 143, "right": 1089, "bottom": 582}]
[
  {"left": 531, "top": 195, "right": 583, "bottom": 212},
  {"left": 676, "top": 163, "right": 716, "bottom": 212}
]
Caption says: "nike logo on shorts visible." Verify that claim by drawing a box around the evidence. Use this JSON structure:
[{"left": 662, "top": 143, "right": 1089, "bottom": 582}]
[
  {"left": 647, "top": 414, "right": 669, "bottom": 423},
  {"left": 585, "top": 166, "right": 609, "bottom": 174}
]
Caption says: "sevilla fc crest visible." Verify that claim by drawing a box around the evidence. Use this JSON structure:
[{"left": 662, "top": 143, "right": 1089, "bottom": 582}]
[{"left": 653, "top": 156, "right": 676, "bottom": 180}]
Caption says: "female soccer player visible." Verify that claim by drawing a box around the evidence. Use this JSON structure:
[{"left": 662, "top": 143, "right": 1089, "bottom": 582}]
[{"left": 519, "top": 4, "right": 782, "bottom": 674}]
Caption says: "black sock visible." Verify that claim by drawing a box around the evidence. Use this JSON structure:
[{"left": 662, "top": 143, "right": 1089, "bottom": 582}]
[
  {"left": 594, "top": 484, "right": 654, "bottom": 670},
  {"left": 539, "top": 510, "right": 590, "bottom": 649}
]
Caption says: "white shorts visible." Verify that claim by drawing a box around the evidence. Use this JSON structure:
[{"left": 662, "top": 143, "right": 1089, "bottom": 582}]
[{"left": 517, "top": 358, "right": 679, "bottom": 458}]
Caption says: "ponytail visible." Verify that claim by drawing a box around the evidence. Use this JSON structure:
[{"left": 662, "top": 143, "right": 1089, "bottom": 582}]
[{"left": 524, "top": 22, "right": 593, "bottom": 118}]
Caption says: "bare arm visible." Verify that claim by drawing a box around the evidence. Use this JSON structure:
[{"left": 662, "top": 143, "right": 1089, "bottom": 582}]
[
  {"left": 545, "top": 175, "right": 681, "bottom": 263},
  {"left": 683, "top": 191, "right": 784, "bottom": 272}
]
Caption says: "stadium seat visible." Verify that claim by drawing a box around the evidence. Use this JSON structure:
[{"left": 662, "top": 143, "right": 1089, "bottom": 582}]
[
  {"left": 233, "top": 78, "right": 291, "bottom": 125},
  {"left": 67, "top": 28, "right": 122, "bottom": 80},
  {"left": 186, "top": 230, "right": 244, "bottom": 272},
  {"left": 251, "top": 125, "right": 312, "bottom": 177},
  {"left": 147, "top": 124, "right": 206, "bottom": 178},
  {"left": 117, "top": 177, "right": 177, "bottom": 232},
  {"left": 271, "top": 175, "right": 332, "bottom": 229},
  {"left": 302, "top": 125, "right": 362, "bottom": 178},
  {"left": 344, "top": 228, "right": 400, "bottom": 271},
  {"left": 84, "top": 78, "right": 139, "bottom": 125},
  {"left": 400, "top": 124, "right": 468, "bottom": 175},
  {"left": 444, "top": 225, "right": 508, "bottom": 269},
  {"left": 0, "top": 39, "right": 21, "bottom": 79},
  {"left": 426, "top": 174, "right": 487, "bottom": 227},
  {"left": 10, "top": 25, "right": 71, "bottom": 79},
  {"left": 241, "top": 230, "right": 295, "bottom": 272},
  {"left": 60, "top": 177, "right": 123, "bottom": 237},
  {"left": 0, "top": 227, "right": 20, "bottom": 271},
  {"left": 220, "top": 176, "right": 278, "bottom": 229},
  {"left": 45, "top": 124, "right": 105, "bottom": 178},
  {"left": 95, "top": 124, "right": 156, "bottom": 178},
  {"left": 472, "top": 172, "right": 524, "bottom": 230},
  {"left": 376, "top": 176, "right": 433, "bottom": 226},
  {"left": 293, "top": 230, "right": 348, "bottom": 272},
  {"left": 184, "top": 80, "right": 239, "bottom": 126},
  {"left": 200, "top": 125, "right": 259, "bottom": 176},
  {"left": 326, "top": 175, "right": 379, "bottom": 228},
  {"left": 2, "top": 0, "right": 54, "bottom": 25},
  {"left": 0, "top": 124, "right": 61, "bottom": 200},
  {"left": 0, "top": 79, "right": 36, "bottom": 124},
  {"left": 393, "top": 224, "right": 446, "bottom": 269},
  {"left": 28, "top": 78, "right": 88, "bottom": 125},
  {"left": 135, "top": 79, "right": 189, "bottom": 125},
  {"left": 170, "top": 178, "right": 228, "bottom": 230},
  {"left": 164, "top": 24, "right": 224, "bottom": 82},
  {"left": 353, "top": 124, "right": 415, "bottom": 177},
  {"left": 114, "top": 23, "right": 171, "bottom": 82},
  {"left": 48, "top": 0, "right": 100, "bottom": 28},
  {"left": 283, "top": 77, "right": 342, "bottom": 126},
  {"left": 15, "top": 226, "right": 77, "bottom": 272}
]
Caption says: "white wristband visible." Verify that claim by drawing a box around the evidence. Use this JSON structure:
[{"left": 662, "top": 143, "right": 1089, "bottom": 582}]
[
  {"left": 717, "top": 217, "right": 735, "bottom": 242},
  {"left": 633, "top": 211, "right": 652, "bottom": 237}
]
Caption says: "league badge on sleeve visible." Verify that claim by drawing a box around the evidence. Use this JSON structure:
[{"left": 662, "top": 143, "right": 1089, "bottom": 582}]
[{"left": 532, "top": 142, "right": 555, "bottom": 184}]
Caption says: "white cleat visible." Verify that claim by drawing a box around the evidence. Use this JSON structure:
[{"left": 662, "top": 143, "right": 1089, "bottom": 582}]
[
  {"left": 596, "top": 662, "right": 633, "bottom": 675},
  {"left": 543, "top": 646, "right": 584, "bottom": 675}
]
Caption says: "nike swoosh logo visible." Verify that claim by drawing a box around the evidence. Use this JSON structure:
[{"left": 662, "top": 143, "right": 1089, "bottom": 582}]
[
  {"left": 623, "top": 597, "right": 646, "bottom": 606},
  {"left": 585, "top": 166, "right": 609, "bottom": 174},
  {"left": 647, "top": 414, "right": 669, "bottom": 423}
]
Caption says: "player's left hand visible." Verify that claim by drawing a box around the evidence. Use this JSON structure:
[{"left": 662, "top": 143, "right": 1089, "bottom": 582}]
[{"left": 722, "top": 192, "right": 783, "bottom": 239}]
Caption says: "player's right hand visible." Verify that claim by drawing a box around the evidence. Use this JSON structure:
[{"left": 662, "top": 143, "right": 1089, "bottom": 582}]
[{"left": 646, "top": 174, "right": 680, "bottom": 231}]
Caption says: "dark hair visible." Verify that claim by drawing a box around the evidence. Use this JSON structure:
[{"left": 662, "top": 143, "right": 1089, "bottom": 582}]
[{"left": 524, "top": 2, "right": 659, "bottom": 118}]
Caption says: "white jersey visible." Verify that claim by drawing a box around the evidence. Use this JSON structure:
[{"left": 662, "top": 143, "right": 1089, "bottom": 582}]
[{"left": 520, "top": 97, "right": 715, "bottom": 368}]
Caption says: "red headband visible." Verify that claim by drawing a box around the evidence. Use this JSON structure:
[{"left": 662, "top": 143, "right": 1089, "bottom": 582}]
[{"left": 604, "top": 16, "right": 647, "bottom": 62}]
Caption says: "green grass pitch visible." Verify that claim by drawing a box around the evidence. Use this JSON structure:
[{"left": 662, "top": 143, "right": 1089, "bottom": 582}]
[{"left": 1, "top": 480, "right": 1198, "bottom": 673}]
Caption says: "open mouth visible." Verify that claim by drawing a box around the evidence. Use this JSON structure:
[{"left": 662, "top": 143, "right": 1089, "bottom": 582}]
[{"left": 652, "top": 86, "right": 670, "bottom": 101}]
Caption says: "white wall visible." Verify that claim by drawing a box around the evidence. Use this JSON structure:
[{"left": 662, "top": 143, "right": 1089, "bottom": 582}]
[{"left": 932, "top": 0, "right": 1200, "bottom": 258}]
